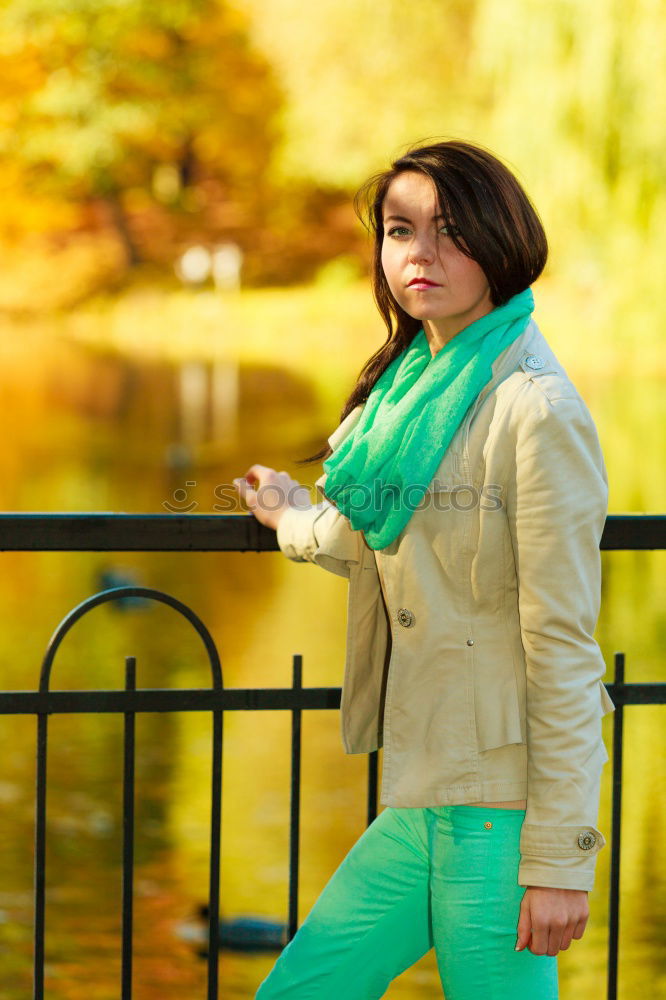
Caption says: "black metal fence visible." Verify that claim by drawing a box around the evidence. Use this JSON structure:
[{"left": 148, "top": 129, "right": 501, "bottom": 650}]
[{"left": 0, "top": 512, "right": 663, "bottom": 1000}]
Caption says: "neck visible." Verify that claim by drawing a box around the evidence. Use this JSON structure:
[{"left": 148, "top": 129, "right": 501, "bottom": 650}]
[{"left": 422, "top": 295, "right": 495, "bottom": 357}]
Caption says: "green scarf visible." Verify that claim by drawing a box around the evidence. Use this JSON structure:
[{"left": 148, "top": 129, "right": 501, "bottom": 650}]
[{"left": 323, "top": 287, "right": 535, "bottom": 549}]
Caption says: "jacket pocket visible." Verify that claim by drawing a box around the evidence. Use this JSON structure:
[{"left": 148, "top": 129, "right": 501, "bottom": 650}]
[{"left": 473, "top": 659, "right": 525, "bottom": 752}]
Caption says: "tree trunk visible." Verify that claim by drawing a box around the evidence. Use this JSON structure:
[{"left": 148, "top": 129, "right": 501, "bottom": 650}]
[{"left": 103, "top": 193, "right": 140, "bottom": 268}]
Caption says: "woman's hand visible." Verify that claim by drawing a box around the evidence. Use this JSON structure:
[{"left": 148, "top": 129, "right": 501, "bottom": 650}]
[
  {"left": 233, "top": 464, "right": 312, "bottom": 531},
  {"left": 516, "top": 886, "right": 589, "bottom": 956}
]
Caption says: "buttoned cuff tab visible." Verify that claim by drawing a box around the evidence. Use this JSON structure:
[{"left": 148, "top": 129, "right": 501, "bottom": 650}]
[
  {"left": 520, "top": 824, "right": 606, "bottom": 859},
  {"left": 276, "top": 505, "right": 320, "bottom": 562}
]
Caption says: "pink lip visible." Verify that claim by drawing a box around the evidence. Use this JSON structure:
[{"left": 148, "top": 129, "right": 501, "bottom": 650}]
[{"left": 407, "top": 278, "right": 440, "bottom": 288}]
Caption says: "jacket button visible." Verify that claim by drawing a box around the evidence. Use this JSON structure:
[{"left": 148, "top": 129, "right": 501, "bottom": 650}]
[
  {"left": 578, "top": 831, "right": 596, "bottom": 851},
  {"left": 524, "top": 354, "right": 545, "bottom": 370},
  {"left": 397, "top": 608, "right": 415, "bottom": 628},
  {"left": 466, "top": 638, "right": 474, "bottom": 646}
]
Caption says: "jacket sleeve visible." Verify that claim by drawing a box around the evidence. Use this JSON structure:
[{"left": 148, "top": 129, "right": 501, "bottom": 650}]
[
  {"left": 276, "top": 405, "right": 366, "bottom": 577},
  {"left": 504, "top": 381, "right": 614, "bottom": 891},
  {"left": 276, "top": 499, "right": 361, "bottom": 579}
]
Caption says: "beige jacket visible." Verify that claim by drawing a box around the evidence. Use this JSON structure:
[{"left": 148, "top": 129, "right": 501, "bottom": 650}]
[{"left": 277, "top": 319, "right": 615, "bottom": 891}]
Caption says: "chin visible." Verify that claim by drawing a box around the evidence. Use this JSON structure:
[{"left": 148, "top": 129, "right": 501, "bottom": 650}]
[
  {"left": 410, "top": 310, "right": 444, "bottom": 323},
  {"left": 398, "top": 303, "right": 429, "bottom": 321}
]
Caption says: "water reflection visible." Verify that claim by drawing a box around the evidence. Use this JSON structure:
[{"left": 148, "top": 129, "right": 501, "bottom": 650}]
[{"left": 0, "top": 336, "right": 663, "bottom": 999}]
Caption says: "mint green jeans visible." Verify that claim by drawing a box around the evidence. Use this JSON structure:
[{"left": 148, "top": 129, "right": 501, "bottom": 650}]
[{"left": 256, "top": 804, "right": 558, "bottom": 999}]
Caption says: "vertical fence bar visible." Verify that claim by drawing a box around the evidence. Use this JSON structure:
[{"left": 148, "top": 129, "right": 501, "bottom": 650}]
[
  {"left": 33, "top": 712, "right": 48, "bottom": 1000},
  {"left": 207, "top": 705, "right": 223, "bottom": 1000},
  {"left": 121, "top": 657, "right": 136, "bottom": 1000},
  {"left": 288, "top": 655, "right": 303, "bottom": 942},
  {"left": 366, "top": 751, "right": 379, "bottom": 828},
  {"left": 607, "top": 652, "right": 624, "bottom": 1000}
]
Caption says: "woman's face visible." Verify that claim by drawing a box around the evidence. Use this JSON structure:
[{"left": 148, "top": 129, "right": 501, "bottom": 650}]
[{"left": 380, "top": 170, "right": 493, "bottom": 352}]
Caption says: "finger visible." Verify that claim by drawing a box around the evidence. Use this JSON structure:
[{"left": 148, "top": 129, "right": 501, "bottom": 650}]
[
  {"left": 528, "top": 921, "right": 549, "bottom": 956},
  {"left": 558, "top": 902, "right": 587, "bottom": 952},
  {"left": 516, "top": 931, "right": 532, "bottom": 951},
  {"left": 572, "top": 916, "right": 588, "bottom": 940},
  {"left": 232, "top": 476, "right": 243, "bottom": 493},
  {"left": 558, "top": 926, "right": 575, "bottom": 951},
  {"left": 244, "top": 464, "right": 272, "bottom": 486},
  {"left": 233, "top": 477, "right": 258, "bottom": 511},
  {"left": 515, "top": 897, "right": 531, "bottom": 952},
  {"left": 547, "top": 924, "right": 565, "bottom": 957}
]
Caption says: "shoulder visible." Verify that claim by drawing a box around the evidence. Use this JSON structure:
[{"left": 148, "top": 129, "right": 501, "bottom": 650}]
[
  {"left": 495, "top": 323, "right": 596, "bottom": 430},
  {"left": 488, "top": 326, "right": 606, "bottom": 488}
]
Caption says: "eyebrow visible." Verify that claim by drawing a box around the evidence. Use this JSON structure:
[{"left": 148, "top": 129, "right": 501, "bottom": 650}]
[{"left": 383, "top": 213, "right": 446, "bottom": 224}]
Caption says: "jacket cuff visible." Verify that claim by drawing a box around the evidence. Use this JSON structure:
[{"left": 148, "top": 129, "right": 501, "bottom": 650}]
[
  {"left": 518, "top": 824, "right": 606, "bottom": 891},
  {"left": 276, "top": 502, "right": 359, "bottom": 579},
  {"left": 276, "top": 505, "right": 321, "bottom": 562}
]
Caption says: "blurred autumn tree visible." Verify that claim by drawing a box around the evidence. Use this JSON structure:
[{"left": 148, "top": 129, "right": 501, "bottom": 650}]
[
  {"left": 242, "top": 0, "right": 666, "bottom": 345},
  {"left": 243, "top": 0, "right": 665, "bottom": 242},
  {"left": 3, "top": 0, "right": 665, "bottom": 311},
  {"left": 0, "top": 0, "right": 290, "bottom": 288},
  {"left": 241, "top": 0, "right": 476, "bottom": 189}
]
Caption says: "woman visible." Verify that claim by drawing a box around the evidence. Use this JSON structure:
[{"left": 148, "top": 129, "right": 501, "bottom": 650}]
[{"left": 234, "top": 140, "right": 615, "bottom": 999}]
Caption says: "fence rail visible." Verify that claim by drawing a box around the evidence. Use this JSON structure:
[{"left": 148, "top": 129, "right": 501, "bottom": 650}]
[
  {"left": 0, "top": 511, "right": 664, "bottom": 551},
  {"left": 0, "top": 512, "right": 663, "bottom": 1000}
]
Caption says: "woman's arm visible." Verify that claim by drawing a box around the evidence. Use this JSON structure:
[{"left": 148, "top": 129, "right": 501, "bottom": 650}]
[
  {"left": 233, "top": 465, "right": 360, "bottom": 578},
  {"left": 504, "top": 380, "right": 612, "bottom": 890},
  {"left": 503, "top": 380, "right": 612, "bottom": 955}
]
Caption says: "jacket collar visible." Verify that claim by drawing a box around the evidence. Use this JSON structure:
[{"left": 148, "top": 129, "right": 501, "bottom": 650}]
[
  {"left": 326, "top": 320, "right": 561, "bottom": 453},
  {"left": 466, "top": 319, "right": 562, "bottom": 419}
]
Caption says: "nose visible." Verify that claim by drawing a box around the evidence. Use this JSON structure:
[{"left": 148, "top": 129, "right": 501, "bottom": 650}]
[{"left": 407, "top": 232, "right": 436, "bottom": 265}]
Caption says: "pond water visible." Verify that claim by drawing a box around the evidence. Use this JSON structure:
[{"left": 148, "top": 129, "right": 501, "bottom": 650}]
[{"left": 0, "top": 330, "right": 663, "bottom": 999}]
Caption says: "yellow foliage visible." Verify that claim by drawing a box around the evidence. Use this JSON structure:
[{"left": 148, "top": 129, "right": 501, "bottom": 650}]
[{"left": 0, "top": 235, "right": 126, "bottom": 312}]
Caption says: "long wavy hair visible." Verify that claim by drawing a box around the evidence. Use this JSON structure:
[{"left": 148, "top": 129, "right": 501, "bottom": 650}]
[{"left": 303, "top": 139, "right": 548, "bottom": 463}]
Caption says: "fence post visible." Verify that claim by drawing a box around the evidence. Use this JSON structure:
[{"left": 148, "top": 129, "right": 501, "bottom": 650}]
[
  {"left": 121, "top": 656, "right": 136, "bottom": 999},
  {"left": 288, "top": 655, "right": 303, "bottom": 942},
  {"left": 607, "top": 651, "right": 625, "bottom": 1000}
]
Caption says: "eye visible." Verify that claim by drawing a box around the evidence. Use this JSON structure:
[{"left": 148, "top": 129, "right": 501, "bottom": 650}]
[
  {"left": 386, "top": 225, "right": 411, "bottom": 238},
  {"left": 439, "top": 224, "right": 461, "bottom": 238}
]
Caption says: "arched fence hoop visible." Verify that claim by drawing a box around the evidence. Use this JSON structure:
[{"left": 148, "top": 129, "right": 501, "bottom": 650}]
[
  {"left": 33, "top": 586, "right": 224, "bottom": 1000},
  {"left": 39, "top": 586, "right": 223, "bottom": 692}
]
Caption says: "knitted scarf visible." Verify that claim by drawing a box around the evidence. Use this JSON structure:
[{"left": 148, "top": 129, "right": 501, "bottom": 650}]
[{"left": 323, "top": 287, "right": 535, "bottom": 549}]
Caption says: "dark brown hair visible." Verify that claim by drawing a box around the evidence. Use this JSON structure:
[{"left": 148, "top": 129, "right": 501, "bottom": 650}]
[{"left": 302, "top": 139, "right": 547, "bottom": 463}]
